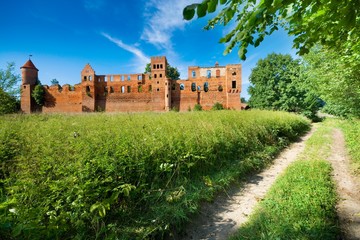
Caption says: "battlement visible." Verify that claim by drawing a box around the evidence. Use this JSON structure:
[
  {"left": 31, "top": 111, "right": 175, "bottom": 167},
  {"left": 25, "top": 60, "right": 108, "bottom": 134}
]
[{"left": 21, "top": 56, "right": 242, "bottom": 113}]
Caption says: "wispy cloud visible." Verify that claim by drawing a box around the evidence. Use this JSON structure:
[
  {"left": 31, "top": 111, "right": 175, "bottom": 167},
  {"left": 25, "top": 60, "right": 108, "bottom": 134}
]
[
  {"left": 101, "top": 32, "right": 150, "bottom": 71},
  {"left": 83, "top": 0, "right": 105, "bottom": 11},
  {"left": 141, "top": 0, "right": 192, "bottom": 51}
]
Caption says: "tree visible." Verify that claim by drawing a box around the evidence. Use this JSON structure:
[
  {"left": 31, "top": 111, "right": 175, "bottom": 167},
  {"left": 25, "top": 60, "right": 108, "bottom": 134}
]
[
  {"left": 0, "top": 62, "right": 20, "bottom": 114},
  {"left": 51, "top": 79, "right": 59, "bottom": 85},
  {"left": 31, "top": 81, "right": 44, "bottom": 106},
  {"left": 0, "top": 88, "right": 19, "bottom": 114},
  {"left": 303, "top": 46, "right": 360, "bottom": 118},
  {"left": 183, "top": 0, "right": 360, "bottom": 60},
  {"left": 0, "top": 62, "right": 20, "bottom": 98},
  {"left": 248, "top": 53, "right": 321, "bottom": 119},
  {"left": 144, "top": 63, "right": 180, "bottom": 80}
]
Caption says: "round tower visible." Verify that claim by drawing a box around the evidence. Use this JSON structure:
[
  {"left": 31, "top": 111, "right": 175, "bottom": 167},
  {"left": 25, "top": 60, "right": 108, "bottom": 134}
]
[{"left": 21, "top": 59, "right": 39, "bottom": 85}]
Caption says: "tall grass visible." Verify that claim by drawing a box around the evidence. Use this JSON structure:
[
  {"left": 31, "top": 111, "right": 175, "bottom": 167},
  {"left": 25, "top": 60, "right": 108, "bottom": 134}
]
[
  {"left": 339, "top": 119, "right": 360, "bottom": 175},
  {"left": 0, "top": 110, "right": 310, "bottom": 239},
  {"left": 230, "top": 119, "right": 341, "bottom": 240}
]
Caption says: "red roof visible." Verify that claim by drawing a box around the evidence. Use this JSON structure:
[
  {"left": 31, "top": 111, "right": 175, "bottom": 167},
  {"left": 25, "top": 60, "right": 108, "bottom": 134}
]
[{"left": 21, "top": 60, "right": 38, "bottom": 71}]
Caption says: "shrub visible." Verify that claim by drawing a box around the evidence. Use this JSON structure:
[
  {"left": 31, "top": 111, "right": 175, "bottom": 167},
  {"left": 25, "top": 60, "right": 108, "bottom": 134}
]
[
  {"left": 193, "top": 104, "right": 202, "bottom": 111},
  {"left": 211, "top": 102, "right": 224, "bottom": 110}
]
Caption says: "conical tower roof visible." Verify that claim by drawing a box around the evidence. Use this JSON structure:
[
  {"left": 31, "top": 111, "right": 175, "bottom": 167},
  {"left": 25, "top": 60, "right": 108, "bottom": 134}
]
[{"left": 21, "top": 59, "right": 38, "bottom": 71}]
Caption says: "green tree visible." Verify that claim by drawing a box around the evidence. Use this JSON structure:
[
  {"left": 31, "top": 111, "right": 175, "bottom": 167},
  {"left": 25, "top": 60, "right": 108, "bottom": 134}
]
[
  {"left": 0, "top": 62, "right": 20, "bottom": 114},
  {"left": 248, "top": 53, "right": 321, "bottom": 119},
  {"left": 183, "top": 0, "right": 360, "bottom": 60},
  {"left": 144, "top": 63, "right": 180, "bottom": 80},
  {"left": 51, "top": 78, "right": 59, "bottom": 85},
  {"left": 0, "top": 88, "right": 19, "bottom": 114},
  {"left": 0, "top": 62, "right": 20, "bottom": 97},
  {"left": 32, "top": 81, "right": 44, "bottom": 106},
  {"left": 303, "top": 47, "right": 360, "bottom": 117}
]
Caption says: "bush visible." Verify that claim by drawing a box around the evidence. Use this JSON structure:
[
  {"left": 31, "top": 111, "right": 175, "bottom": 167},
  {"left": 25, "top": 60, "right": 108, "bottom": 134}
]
[
  {"left": 0, "top": 88, "right": 19, "bottom": 114},
  {"left": 211, "top": 102, "right": 224, "bottom": 110},
  {"left": 193, "top": 104, "right": 202, "bottom": 111}
]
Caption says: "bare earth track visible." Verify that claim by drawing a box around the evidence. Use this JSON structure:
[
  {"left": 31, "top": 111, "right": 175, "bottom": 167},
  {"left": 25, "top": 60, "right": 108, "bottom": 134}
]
[
  {"left": 179, "top": 126, "right": 360, "bottom": 240},
  {"left": 329, "top": 129, "right": 360, "bottom": 240},
  {"left": 179, "top": 127, "right": 317, "bottom": 240}
]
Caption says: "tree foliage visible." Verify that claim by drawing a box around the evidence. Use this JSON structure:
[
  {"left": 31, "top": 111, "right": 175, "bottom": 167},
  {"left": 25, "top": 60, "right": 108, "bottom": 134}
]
[
  {"left": 303, "top": 46, "right": 360, "bottom": 118},
  {"left": 51, "top": 78, "right": 59, "bottom": 85},
  {"left": 248, "top": 53, "right": 321, "bottom": 120},
  {"left": 31, "top": 81, "right": 44, "bottom": 106},
  {"left": 0, "top": 62, "right": 20, "bottom": 114},
  {"left": 0, "top": 62, "right": 20, "bottom": 97},
  {"left": 144, "top": 62, "right": 180, "bottom": 80},
  {"left": 0, "top": 88, "right": 19, "bottom": 114},
  {"left": 183, "top": 0, "right": 360, "bottom": 60}
]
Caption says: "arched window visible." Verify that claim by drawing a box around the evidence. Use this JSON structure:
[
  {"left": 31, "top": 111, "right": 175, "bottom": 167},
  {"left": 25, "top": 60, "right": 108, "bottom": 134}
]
[
  {"left": 180, "top": 84, "right": 185, "bottom": 90},
  {"left": 127, "top": 86, "right": 131, "bottom": 93},
  {"left": 154, "top": 74, "right": 157, "bottom": 78},
  {"left": 121, "top": 75, "right": 125, "bottom": 81},
  {"left": 160, "top": 73, "right": 162, "bottom": 78},
  {"left": 127, "top": 75, "right": 131, "bottom": 81},
  {"left": 86, "top": 86, "right": 90, "bottom": 92},
  {"left": 121, "top": 86, "right": 125, "bottom": 93},
  {"left": 110, "top": 86, "right": 114, "bottom": 93},
  {"left": 192, "top": 70, "right": 196, "bottom": 78},
  {"left": 191, "top": 83, "right": 196, "bottom": 92},
  {"left": 218, "top": 85, "right": 223, "bottom": 92},
  {"left": 204, "top": 82, "right": 209, "bottom": 92},
  {"left": 206, "top": 70, "right": 211, "bottom": 78}
]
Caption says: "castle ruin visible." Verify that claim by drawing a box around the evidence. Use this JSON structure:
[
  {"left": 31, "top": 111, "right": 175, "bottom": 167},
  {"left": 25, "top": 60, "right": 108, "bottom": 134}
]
[{"left": 20, "top": 56, "right": 242, "bottom": 113}]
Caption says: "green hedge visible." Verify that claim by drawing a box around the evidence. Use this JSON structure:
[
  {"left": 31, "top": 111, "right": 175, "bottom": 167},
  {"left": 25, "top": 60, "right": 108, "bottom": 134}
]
[{"left": 0, "top": 110, "right": 310, "bottom": 239}]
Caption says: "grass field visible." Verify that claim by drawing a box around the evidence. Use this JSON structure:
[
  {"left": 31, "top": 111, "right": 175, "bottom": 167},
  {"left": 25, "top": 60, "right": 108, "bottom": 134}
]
[
  {"left": 0, "top": 110, "right": 310, "bottom": 239},
  {"left": 230, "top": 119, "right": 341, "bottom": 240}
]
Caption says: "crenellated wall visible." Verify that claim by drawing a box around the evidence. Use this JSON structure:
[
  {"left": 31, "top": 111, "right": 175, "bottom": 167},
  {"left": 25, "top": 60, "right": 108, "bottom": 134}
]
[{"left": 21, "top": 56, "right": 242, "bottom": 113}]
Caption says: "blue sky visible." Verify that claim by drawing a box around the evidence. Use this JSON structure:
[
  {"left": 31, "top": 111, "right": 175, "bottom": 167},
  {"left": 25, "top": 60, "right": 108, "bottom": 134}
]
[{"left": 0, "top": 0, "right": 296, "bottom": 100}]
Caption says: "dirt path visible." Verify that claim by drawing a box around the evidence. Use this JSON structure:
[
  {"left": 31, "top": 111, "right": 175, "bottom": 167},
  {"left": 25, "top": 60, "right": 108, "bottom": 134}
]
[
  {"left": 329, "top": 129, "right": 360, "bottom": 240},
  {"left": 178, "top": 126, "right": 317, "bottom": 240}
]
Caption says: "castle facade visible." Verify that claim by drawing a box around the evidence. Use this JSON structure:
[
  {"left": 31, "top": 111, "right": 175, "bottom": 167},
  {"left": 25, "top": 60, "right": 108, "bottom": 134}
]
[{"left": 20, "top": 56, "right": 242, "bottom": 113}]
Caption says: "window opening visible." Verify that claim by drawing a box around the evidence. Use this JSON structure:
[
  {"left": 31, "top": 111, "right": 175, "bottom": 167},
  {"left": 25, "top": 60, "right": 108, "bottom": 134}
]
[
  {"left": 206, "top": 70, "right": 211, "bottom": 78},
  {"left": 204, "top": 82, "right": 209, "bottom": 92},
  {"left": 191, "top": 83, "right": 196, "bottom": 92},
  {"left": 180, "top": 84, "right": 185, "bottom": 90},
  {"left": 232, "top": 80, "right": 236, "bottom": 88},
  {"left": 192, "top": 70, "right": 196, "bottom": 78}
]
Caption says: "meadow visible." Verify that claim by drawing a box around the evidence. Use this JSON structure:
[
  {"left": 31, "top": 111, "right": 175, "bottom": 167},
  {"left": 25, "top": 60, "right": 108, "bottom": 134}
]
[{"left": 0, "top": 110, "right": 310, "bottom": 239}]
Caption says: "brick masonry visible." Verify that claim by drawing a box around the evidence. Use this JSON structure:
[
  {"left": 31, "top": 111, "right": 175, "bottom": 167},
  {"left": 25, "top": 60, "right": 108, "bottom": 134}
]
[{"left": 20, "top": 56, "right": 242, "bottom": 113}]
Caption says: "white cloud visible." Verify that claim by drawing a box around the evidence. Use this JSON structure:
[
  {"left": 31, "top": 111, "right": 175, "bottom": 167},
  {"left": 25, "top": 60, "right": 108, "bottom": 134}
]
[
  {"left": 141, "top": 0, "right": 193, "bottom": 51},
  {"left": 83, "top": 0, "right": 105, "bottom": 11},
  {"left": 101, "top": 32, "right": 150, "bottom": 71}
]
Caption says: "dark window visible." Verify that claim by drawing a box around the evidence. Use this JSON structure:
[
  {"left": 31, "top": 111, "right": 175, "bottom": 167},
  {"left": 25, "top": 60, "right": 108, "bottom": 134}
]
[
  {"left": 149, "top": 85, "right": 152, "bottom": 92},
  {"left": 172, "top": 84, "right": 176, "bottom": 90},
  {"left": 204, "top": 82, "right": 209, "bottom": 92},
  {"left": 160, "top": 64, "right": 163, "bottom": 69},
  {"left": 84, "top": 76, "right": 87, "bottom": 81},
  {"left": 153, "top": 64, "right": 156, "bottom": 69},
  {"left": 154, "top": 74, "right": 157, "bottom": 78},
  {"left": 110, "top": 86, "right": 114, "bottom": 93},
  {"left": 218, "top": 85, "right": 223, "bottom": 92},
  {"left": 232, "top": 80, "right": 236, "bottom": 88},
  {"left": 160, "top": 73, "right": 162, "bottom": 78},
  {"left": 86, "top": 86, "right": 90, "bottom": 92},
  {"left": 138, "top": 85, "right": 143, "bottom": 92},
  {"left": 191, "top": 83, "right": 196, "bottom": 92},
  {"left": 127, "top": 86, "right": 131, "bottom": 93}
]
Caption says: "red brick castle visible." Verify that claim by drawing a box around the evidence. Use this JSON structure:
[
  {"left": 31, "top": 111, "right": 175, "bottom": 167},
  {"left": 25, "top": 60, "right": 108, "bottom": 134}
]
[{"left": 20, "top": 56, "right": 242, "bottom": 113}]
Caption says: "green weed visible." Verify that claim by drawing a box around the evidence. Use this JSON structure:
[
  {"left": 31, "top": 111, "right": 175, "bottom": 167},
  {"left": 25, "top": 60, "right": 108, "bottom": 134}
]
[{"left": 0, "top": 110, "right": 310, "bottom": 239}]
